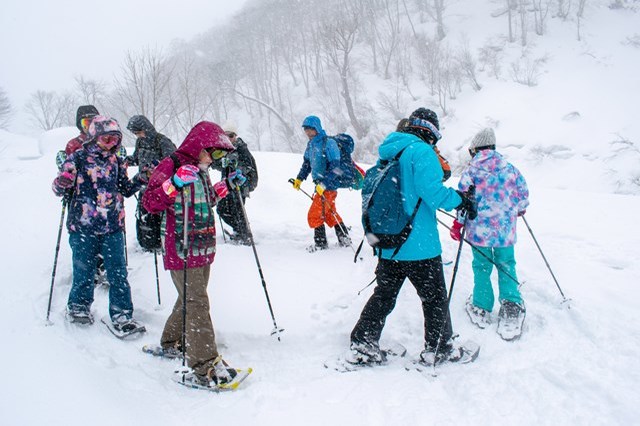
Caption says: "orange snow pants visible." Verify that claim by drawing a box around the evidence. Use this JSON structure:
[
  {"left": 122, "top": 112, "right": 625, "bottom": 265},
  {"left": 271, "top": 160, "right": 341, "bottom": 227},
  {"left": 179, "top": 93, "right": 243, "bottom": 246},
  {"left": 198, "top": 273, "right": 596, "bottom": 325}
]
[{"left": 307, "top": 190, "right": 343, "bottom": 229}]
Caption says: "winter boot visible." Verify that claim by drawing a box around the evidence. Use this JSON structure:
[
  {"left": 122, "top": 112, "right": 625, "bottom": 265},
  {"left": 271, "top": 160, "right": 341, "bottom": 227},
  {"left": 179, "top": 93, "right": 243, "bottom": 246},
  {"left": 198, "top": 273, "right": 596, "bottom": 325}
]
[
  {"left": 111, "top": 314, "right": 144, "bottom": 333},
  {"left": 346, "top": 340, "right": 387, "bottom": 365},
  {"left": 67, "top": 305, "right": 94, "bottom": 325},
  {"left": 308, "top": 225, "right": 329, "bottom": 252},
  {"left": 465, "top": 296, "right": 491, "bottom": 329},
  {"left": 419, "top": 336, "right": 480, "bottom": 366},
  {"left": 497, "top": 300, "right": 526, "bottom": 341},
  {"left": 335, "top": 222, "right": 352, "bottom": 247},
  {"left": 196, "top": 356, "right": 239, "bottom": 387}
]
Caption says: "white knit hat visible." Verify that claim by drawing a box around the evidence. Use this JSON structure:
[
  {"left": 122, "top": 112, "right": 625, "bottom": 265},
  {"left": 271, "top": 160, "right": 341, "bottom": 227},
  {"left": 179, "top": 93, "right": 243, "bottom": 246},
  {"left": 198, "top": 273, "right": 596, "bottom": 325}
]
[
  {"left": 469, "top": 128, "right": 496, "bottom": 149},
  {"left": 222, "top": 121, "right": 238, "bottom": 135}
]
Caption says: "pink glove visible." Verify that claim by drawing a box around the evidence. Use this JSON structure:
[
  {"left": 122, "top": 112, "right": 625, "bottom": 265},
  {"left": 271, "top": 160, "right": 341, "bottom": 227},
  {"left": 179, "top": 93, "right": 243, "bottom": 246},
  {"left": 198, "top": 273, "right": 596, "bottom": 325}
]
[
  {"left": 172, "top": 165, "right": 199, "bottom": 188},
  {"left": 213, "top": 180, "right": 229, "bottom": 199},
  {"left": 57, "top": 171, "right": 75, "bottom": 188},
  {"left": 450, "top": 220, "right": 463, "bottom": 241}
]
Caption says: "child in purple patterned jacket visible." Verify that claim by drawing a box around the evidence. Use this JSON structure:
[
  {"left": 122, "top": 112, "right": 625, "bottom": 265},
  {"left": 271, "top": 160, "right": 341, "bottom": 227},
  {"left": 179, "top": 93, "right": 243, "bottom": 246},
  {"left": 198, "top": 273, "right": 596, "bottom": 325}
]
[{"left": 450, "top": 128, "right": 529, "bottom": 340}]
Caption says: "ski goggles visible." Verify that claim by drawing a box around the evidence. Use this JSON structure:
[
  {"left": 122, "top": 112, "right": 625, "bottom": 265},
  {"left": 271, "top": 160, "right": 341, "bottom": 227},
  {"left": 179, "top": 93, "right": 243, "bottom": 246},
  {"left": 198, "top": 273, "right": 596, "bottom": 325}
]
[
  {"left": 206, "top": 148, "right": 229, "bottom": 160},
  {"left": 96, "top": 133, "right": 122, "bottom": 149},
  {"left": 408, "top": 117, "right": 442, "bottom": 141},
  {"left": 225, "top": 132, "right": 237, "bottom": 139},
  {"left": 80, "top": 117, "right": 93, "bottom": 130}
]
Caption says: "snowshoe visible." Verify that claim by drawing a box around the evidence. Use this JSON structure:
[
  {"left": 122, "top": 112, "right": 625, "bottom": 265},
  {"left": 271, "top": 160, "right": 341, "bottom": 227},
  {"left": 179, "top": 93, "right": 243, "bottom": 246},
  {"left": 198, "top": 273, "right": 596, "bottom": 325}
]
[
  {"left": 306, "top": 244, "right": 328, "bottom": 253},
  {"left": 324, "top": 342, "right": 407, "bottom": 372},
  {"left": 409, "top": 339, "right": 480, "bottom": 370},
  {"left": 101, "top": 315, "right": 146, "bottom": 339},
  {"left": 142, "top": 344, "right": 183, "bottom": 359},
  {"left": 173, "top": 356, "right": 252, "bottom": 392},
  {"left": 66, "top": 308, "right": 94, "bottom": 325},
  {"left": 497, "top": 301, "right": 526, "bottom": 341},
  {"left": 465, "top": 297, "right": 491, "bottom": 329}
]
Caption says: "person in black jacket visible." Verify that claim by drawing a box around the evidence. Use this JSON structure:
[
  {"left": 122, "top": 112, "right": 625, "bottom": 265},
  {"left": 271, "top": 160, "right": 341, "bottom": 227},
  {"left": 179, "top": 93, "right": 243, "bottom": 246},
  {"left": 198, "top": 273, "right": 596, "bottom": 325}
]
[
  {"left": 126, "top": 115, "right": 177, "bottom": 252},
  {"left": 211, "top": 122, "right": 258, "bottom": 245}
]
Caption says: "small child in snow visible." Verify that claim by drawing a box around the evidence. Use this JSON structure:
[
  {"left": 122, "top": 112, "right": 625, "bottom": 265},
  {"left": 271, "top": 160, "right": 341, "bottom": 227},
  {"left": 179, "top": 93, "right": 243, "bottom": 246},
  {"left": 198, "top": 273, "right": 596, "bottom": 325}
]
[
  {"left": 451, "top": 128, "right": 529, "bottom": 339},
  {"left": 52, "top": 116, "right": 148, "bottom": 331}
]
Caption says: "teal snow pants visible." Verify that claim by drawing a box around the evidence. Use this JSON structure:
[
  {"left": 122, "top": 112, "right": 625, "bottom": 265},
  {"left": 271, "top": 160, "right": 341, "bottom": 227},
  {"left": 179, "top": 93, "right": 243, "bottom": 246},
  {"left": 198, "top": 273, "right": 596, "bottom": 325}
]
[{"left": 471, "top": 246, "right": 522, "bottom": 312}]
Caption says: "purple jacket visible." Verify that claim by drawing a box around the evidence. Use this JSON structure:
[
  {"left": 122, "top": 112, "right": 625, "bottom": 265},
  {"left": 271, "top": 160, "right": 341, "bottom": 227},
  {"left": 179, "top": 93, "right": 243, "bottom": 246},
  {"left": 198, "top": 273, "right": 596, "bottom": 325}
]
[{"left": 458, "top": 150, "right": 529, "bottom": 247}]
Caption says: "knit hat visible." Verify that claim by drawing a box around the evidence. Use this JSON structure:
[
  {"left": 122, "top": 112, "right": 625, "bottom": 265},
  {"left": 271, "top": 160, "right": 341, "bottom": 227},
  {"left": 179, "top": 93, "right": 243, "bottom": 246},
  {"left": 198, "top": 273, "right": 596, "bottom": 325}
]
[
  {"left": 222, "top": 121, "right": 238, "bottom": 135},
  {"left": 409, "top": 107, "right": 440, "bottom": 130},
  {"left": 87, "top": 115, "right": 122, "bottom": 141},
  {"left": 469, "top": 128, "right": 496, "bottom": 150}
]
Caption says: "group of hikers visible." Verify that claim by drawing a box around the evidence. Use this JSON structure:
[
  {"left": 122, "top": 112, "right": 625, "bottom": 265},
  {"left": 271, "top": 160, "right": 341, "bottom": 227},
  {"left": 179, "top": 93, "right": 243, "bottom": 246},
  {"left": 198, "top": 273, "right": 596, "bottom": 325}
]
[{"left": 51, "top": 104, "right": 528, "bottom": 389}]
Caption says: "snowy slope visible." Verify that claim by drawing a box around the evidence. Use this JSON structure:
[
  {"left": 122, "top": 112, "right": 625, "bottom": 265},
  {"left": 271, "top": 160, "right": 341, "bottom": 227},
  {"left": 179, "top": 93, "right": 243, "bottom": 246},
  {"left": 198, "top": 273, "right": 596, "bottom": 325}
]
[{"left": 1, "top": 128, "right": 639, "bottom": 425}]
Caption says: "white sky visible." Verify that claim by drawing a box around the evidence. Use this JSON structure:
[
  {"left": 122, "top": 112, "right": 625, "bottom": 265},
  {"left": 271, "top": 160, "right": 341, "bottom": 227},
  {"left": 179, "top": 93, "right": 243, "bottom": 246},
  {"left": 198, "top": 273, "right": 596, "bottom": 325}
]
[{"left": 0, "top": 0, "right": 246, "bottom": 127}]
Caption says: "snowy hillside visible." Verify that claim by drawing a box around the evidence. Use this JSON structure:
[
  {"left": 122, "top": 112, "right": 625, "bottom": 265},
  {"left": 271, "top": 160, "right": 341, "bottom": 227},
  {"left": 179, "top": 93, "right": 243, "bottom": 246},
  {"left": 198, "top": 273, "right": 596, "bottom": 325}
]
[{"left": 1, "top": 128, "right": 639, "bottom": 425}]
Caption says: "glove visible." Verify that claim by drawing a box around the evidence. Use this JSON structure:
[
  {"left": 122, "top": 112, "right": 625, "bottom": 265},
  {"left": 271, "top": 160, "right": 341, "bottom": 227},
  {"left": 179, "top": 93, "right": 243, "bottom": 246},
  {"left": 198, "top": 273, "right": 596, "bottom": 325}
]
[
  {"left": 124, "top": 155, "right": 136, "bottom": 166},
  {"left": 137, "top": 161, "right": 158, "bottom": 184},
  {"left": 172, "top": 165, "right": 199, "bottom": 188},
  {"left": 518, "top": 210, "right": 526, "bottom": 217},
  {"left": 57, "top": 171, "right": 75, "bottom": 189},
  {"left": 227, "top": 169, "right": 247, "bottom": 189},
  {"left": 456, "top": 190, "right": 477, "bottom": 221},
  {"left": 292, "top": 178, "right": 302, "bottom": 190},
  {"left": 213, "top": 180, "right": 229, "bottom": 199},
  {"left": 450, "top": 220, "right": 463, "bottom": 241},
  {"left": 315, "top": 183, "right": 326, "bottom": 197}
]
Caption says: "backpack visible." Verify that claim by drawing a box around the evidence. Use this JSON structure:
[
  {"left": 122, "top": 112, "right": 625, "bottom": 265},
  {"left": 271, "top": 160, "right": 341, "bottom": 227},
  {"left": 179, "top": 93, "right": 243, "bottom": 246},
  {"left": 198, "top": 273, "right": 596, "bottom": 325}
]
[
  {"left": 326, "top": 133, "right": 364, "bottom": 190},
  {"left": 361, "top": 147, "right": 422, "bottom": 258}
]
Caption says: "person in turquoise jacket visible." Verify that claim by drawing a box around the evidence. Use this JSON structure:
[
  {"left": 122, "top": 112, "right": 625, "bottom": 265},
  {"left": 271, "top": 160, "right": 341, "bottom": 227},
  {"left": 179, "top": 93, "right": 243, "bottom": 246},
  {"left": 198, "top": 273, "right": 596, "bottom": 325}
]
[{"left": 348, "top": 108, "right": 477, "bottom": 367}]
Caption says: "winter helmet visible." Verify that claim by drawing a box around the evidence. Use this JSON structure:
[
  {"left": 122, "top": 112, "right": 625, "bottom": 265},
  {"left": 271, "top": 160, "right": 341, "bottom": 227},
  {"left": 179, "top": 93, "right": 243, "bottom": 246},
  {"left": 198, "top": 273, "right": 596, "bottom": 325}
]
[
  {"left": 75, "top": 105, "right": 99, "bottom": 132},
  {"left": 404, "top": 108, "right": 442, "bottom": 144}
]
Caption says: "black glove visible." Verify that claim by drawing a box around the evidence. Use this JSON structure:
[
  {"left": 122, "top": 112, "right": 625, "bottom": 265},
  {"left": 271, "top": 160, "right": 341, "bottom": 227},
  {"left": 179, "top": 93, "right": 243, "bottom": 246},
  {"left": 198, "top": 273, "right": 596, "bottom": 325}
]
[{"left": 456, "top": 187, "right": 477, "bottom": 221}]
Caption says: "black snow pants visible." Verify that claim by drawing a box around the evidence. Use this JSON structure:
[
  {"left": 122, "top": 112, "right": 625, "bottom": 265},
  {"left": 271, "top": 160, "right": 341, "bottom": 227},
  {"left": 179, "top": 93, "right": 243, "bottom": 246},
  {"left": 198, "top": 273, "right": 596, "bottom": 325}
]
[
  {"left": 216, "top": 190, "right": 249, "bottom": 240},
  {"left": 350, "top": 256, "right": 453, "bottom": 350}
]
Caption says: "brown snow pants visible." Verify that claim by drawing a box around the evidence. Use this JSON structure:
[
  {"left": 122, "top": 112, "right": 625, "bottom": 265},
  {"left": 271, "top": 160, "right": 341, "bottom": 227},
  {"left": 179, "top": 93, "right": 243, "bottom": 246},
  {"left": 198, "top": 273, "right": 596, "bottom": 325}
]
[{"left": 161, "top": 265, "right": 219, "bottom": 375}]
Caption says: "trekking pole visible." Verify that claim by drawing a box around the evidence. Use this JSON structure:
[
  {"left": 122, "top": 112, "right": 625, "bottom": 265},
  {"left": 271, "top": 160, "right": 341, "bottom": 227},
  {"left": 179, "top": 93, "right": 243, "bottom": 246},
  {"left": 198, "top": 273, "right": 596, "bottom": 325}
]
[
  {"left": 287, "top": 179, "right": 362, "bottom": 261},
  {"left": 235, "top": 186, "right": 284, "bottom": 341},
  {"left": 46, "top": 198, "right": 68, "bottom": 325},
  {"left": 521, "top": 215, "right": 570, "bottom": 305},
  {"left": 432, "top": 185, "right": 475, "bottom": 376},
  {"left": 357, "top": 276, "right": 377, "bottom": 295},
  {"left": 435, "top": 217, "right": 521, "bottom": 287},
  {"left": 217, "top": 212, "right": 227, "bottom": 243},
  {"left": 153, "top": 250, "right": 161, "bottom": 307},
  {"left": 431, "top": 214, "right": 468, "bottom": 377},
  {"left": 181, "top": 186, "right": 190, "bottom": 374}
]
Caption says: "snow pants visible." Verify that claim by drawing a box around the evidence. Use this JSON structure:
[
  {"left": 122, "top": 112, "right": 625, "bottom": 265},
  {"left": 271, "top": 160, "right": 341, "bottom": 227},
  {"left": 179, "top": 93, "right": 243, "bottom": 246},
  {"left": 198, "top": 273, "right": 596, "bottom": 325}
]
[
  {"left": 471, "top": 246, "right": 522, "bottom": 312},
  {"left": 351, "top": 256, "right": 453, "bottom": 350},
  {"left": 307, "top": 190, "right": 343, "bottom": 228},
  {"left": 162, "top": 265, "right": 219, "bottom": 375},
  {"left": 68, "top": 231, "right": 133, "bottom": 320}
]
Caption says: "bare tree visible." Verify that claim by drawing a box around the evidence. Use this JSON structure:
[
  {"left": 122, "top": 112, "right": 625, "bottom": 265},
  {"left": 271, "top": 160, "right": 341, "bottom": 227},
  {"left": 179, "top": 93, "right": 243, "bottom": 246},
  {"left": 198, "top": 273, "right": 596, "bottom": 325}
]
[
  {"left": 377, "top": 0, "right": 403, "bottom": 80},
  {"left": 111, "top": 46, "right": 174, "bottom": 131},
  {"left": 510, "top": 49, "right": 548, "bottom": 86},
  {"left": 576, "top": 0, "right": 588, "bottom": 41},
  {"left": 0, "top": 87, "right": 13, "bottom": 129},
  {"left": 456, "top": 36, "right": 482, "bottom": 90},
  {"left": 517, "top": 0, "right": 529, "bottom": 46},
  {"left": 24, "top": 90, "right": 74, "bottom": 130},
  {"left": 73, "top": 75, "right": 108, "bottom": 110},
  {"left": 478, "top": 38, "right": 506, "bottom": 79},
  {"left": 531, "top": 0, "right": 551, "bottom": 35},
  {"left": 422, "top": 0, "right": 448, "bottom": 40},
  {"left": 491, "top": 0, "right": 517, "bottom": 43},
  {"left": 320, "top": 3, "right": 366, "bottom": 139}
]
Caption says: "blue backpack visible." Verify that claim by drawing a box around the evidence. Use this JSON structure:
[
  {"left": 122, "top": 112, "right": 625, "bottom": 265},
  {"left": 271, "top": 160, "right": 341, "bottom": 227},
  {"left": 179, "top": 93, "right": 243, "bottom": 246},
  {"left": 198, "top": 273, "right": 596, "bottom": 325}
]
[
  {"left": 361, "top": 147, "right": 422, "bottom": 257},
  {"left": 326, "top": 133, "right": 363, "bottom": 190}
]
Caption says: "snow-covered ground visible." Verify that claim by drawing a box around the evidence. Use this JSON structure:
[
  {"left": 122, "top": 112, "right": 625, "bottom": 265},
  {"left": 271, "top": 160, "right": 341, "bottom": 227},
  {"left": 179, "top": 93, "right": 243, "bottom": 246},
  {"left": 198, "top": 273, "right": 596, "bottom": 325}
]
[{"left": 0, "top": 127, "right": 638, "bottom": 425}]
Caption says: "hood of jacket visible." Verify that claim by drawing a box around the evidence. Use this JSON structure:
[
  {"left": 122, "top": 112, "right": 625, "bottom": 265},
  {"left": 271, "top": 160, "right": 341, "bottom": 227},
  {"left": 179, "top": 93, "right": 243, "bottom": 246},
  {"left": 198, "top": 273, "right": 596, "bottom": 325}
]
[
  {"left": 75, "top": 105, "right": 99, "bottom": 132},
  {"left": 127, "top": 115, "right": 157, "bottom": 135},
  {"left": 378, "top": 131, "right": 424, "bottom": 161},
  {"left": 302, "top": 115, "right": 327, "bottom": 138},
  {"left": 173, "top": 121, "right": 235, "bottom": 164}
]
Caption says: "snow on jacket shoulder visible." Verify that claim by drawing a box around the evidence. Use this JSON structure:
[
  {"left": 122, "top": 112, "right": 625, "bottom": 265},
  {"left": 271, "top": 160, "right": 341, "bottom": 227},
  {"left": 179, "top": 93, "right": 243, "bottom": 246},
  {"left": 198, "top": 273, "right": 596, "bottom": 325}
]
[{"left": 458, "top": 150, "right": 529, "bottom": 247}]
